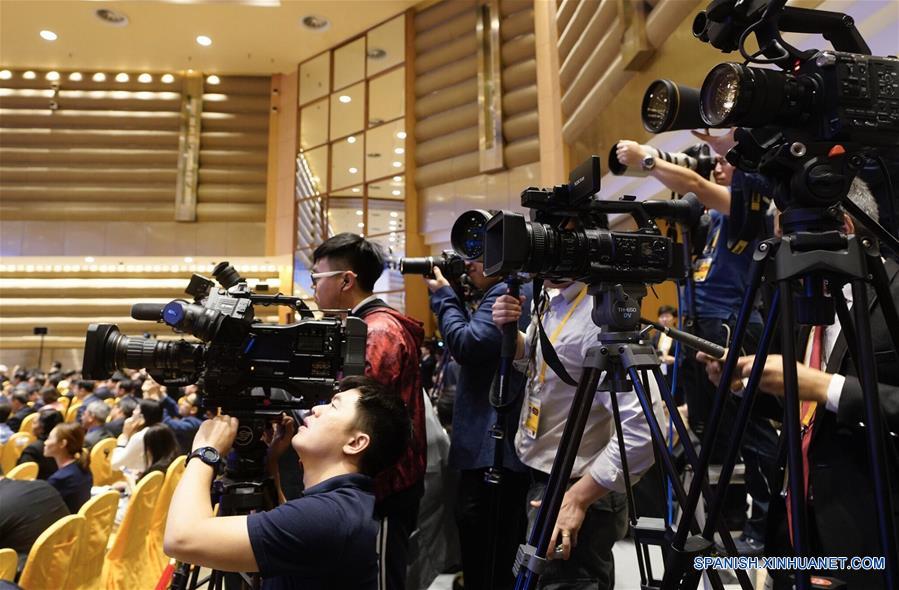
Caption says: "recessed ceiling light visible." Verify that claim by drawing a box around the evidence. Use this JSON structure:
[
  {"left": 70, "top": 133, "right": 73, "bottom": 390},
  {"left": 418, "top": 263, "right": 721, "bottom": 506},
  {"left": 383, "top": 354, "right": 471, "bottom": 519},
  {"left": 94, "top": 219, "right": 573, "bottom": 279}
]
[
  {"left": 46, "top": 71, "right": 60, "bottom": 81},
  {"left": 347, "top": 136, "right": 356, "bottom": 144},
  {"left": 357, "top": 222, "right": 365, "bottom": 228},
  {"left": 84, "top": 256, "right": 95, "bottom": 263},
  {"left": 68, "top": 72, "right": 83, "bottom": 81},
  {"left": 355, "top": 210, "right": 363, "bottom": 216},
  {"left": 184, "top": 256, "right": 193, "bottom": 263},
  {"left": 348, "top": 167, "right": 358, "bottom": 174},
  {"left": 0, "top": 70, "right": 11, "bottom": 80},
  {"left": 40, "top": 30, "right": 58, "bottom": 41},
  {"left": 394, "top": 147, "right": 404, "bottom": 155},
  {"left": 392, "top": 190, "right": 401, "bottom": 196},
  {"left": 23, "top": 71, "right": 36, "bottom": 80},
  {"left": 138, "top": 73, "right": 152, "bottom": 83},
  {"left": 392, "top": 161, "right": 402, "bottom": 168},
  {"left": 196, "top": 35, "right": 212, "bottom": 47},
  {"left": 161, "top": 74, "right": 175, "bottom": 84},
  {"left": 393, "top": 176, "right": 402, "bottom": 182},
  {"left": 390, "top": 211, "right": 399, "bottom": 218},
  {"left": 338, "top": 95, "right": 351, "bottom": 104},
  {"left": 300, "top": 15, "right": 330, "bottom": 31},
  {"left": 95, "top": 8, "right": 129, "bottom": 27},
  {"left": 396, "top": 131, "right": 407, "bottom": 139},
  {"left": 115, "top": 73, "right": 129, "bottom": 83},
  {"left": 206, "top": 75, "right": 220, "bottom": 85},
  {"left": 352, "top": 187, "right": 361, "bottom": 193},
  {"left": 93, "top": 72, "right": 107, "bottom": 82}
]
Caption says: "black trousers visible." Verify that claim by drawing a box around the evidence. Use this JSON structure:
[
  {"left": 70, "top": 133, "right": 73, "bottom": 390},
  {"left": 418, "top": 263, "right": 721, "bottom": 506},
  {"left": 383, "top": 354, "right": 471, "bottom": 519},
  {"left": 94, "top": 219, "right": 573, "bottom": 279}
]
[
  {"left": 377, "top": 481, "right": 424, "bottom": 590},
  {"left": 456, "top": 468, "right": 529, "bottom": 590}
]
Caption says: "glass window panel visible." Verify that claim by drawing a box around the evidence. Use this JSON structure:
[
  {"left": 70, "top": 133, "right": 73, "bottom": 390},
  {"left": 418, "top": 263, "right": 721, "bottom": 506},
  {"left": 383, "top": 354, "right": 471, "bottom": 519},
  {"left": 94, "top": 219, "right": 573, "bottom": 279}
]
[
  {"left": 330, "top": 82, "right": 365, "bottom": 139},
  {"left": 299, "top": 52, "right": 330, "bottom": 105},
  {"left": 368, "top": 67, "right": 404, "bottom": 127},
  {"left": 333, "top": 37, "right": 365, "bottom": 90},
  {"left": 366, "top": 16, "right": 405, "bottom": 77},
  {"left": 367, "top": 198, "right": 404, "bottom": 236},
  {"left": 332, "top": 184, "right": 363, "bottom": 198},
  {"left": 368, "top": 176, "right": 405, "bottom": 200},
  {"left": 331, "top": 136, "right": 364, "bottom": 192},
  {"left": 328, "top": 196, "right": 365, "bottom": 236},
  {"left": 300, "top": 99, "right": 329, "bottom": 150},
  {"left": 295, "top": 196, "right": 325, "bottom": 251},
  {"left": 365, "top": 120, "right": 405, "bottom": 181},
  {"left": 297, "top": 146, "right": 328, "bottom": 197}
]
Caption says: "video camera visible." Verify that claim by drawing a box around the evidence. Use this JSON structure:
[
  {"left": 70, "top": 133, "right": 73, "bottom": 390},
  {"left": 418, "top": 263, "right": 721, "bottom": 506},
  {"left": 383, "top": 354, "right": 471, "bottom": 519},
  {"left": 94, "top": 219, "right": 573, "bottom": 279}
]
[
  {"left": 82, "top": 262, "right": 367, "bottom": 415},
  {"left": 454, "top": 156, "right": 703, "bottom": 285},
  {"left": 398, "top": 250, "right": 466, "bottom": 281}
]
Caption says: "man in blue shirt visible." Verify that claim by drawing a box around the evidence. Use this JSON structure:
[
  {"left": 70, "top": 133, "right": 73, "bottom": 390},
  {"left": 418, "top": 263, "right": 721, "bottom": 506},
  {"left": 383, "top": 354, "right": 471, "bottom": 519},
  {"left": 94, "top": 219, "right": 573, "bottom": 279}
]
[
  {"left": 163, "top": 389, "right": 204, "bottom": 454},
  {"left": 426, "top": 261, "right": 530, "bottom": 590},
  {"left": 164, "top": 377, "right": 411, "bottom": 590}
]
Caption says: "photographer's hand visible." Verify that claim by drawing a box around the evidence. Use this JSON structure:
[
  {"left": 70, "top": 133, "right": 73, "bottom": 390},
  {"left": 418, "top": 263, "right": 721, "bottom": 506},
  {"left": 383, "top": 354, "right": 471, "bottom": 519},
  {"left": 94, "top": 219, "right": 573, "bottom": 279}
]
[
  {"left": 615, "top": 140, "right": 649, "bottom": 168},
  {"left": 192, "top": 414, "right": 239, "bottom": 454},
  {"left": 691, "top": 128, "right": 736, "bottom": 155},
  {"left": 425, "top": 266, "right": 451, "bottom": 293},
  {"left": 492, "top": 293, "right": 524, "bottom": 327}
]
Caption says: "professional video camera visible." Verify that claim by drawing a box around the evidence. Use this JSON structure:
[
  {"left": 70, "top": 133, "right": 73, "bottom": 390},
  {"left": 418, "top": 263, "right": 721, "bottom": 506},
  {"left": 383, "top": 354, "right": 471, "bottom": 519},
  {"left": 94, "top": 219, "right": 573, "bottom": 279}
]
[
  {"left": 398, "top": 250, "right": 466, "bottom": 280},
  {"left": 609, "top": 142, "right": 715, "bottom": 180},
  {"left": 82, "top": 261, "right": 367, "bottom": 415},
  {"left": 468, "top": 156, "right": 703, "bottom": 284}
]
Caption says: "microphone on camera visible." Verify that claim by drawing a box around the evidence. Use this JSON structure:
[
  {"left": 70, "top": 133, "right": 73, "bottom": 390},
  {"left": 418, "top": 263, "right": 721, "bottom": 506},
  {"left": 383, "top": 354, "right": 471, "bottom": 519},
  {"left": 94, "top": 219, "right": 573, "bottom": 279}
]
[{"left": 131, "top": 303, "right": 166, "bottom": 322}]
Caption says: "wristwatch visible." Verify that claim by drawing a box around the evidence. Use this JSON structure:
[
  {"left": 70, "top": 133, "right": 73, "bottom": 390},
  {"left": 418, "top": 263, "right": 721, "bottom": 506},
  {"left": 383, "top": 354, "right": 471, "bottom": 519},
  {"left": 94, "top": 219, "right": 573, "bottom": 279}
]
[
  {"left": 187, "top": 446, "right": 223, "bottom": 473},
  {"left": 641, "top": 154, "right": 656, "bottom": 171}
]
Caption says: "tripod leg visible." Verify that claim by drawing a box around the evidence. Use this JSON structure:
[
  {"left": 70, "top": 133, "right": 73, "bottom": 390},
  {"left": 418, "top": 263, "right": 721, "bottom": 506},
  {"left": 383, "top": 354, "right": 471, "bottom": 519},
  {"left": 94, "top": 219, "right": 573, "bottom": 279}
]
[{"left": 849, "top": 278, "right": 898, "bottom": 587}]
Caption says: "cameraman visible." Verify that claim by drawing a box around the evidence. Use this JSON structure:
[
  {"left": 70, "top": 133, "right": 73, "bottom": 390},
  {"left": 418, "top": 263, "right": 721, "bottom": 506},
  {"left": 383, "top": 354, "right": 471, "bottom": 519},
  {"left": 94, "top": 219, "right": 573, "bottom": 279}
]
[
  {"left": 617, "top": 132, "right": 778, "bottom": 553},
  {"left": 425, "top": 262, "right": 529, "bottom": 590},
  {"left": 164, "top": 377, "right": 411, "bottom": 589},
  {"left": 311, "top": 233, "right": 425, "bottom": 590},
  {"left": 492, "top": 277, "right": 656, "bottom": 589}
]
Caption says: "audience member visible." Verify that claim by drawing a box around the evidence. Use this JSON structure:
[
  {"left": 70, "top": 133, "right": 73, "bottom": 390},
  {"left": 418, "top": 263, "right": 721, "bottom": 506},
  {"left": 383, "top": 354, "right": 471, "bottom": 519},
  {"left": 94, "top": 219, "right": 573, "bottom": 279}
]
[
  {"left": 164, "top": 392, "right": 203, "bottom": 454},
  {"left": 115, "top": 379, "right": 138, "bottom": 399},
  {"left": 142, "top": 378, "right": 179, "bottom": 418},
  {"left": 111, "top": 398, "right": 162, "bottom": 473},
  {"left": 81, "top": 400, "right": 113, "bottom": 448},
  {"left": 0, "top": 477, "right": 69, "bottom": 573},
  {"left": 39, "top": 385, "right": 65, "bottom": 412},
  {"left": 6, "top": 391, "right": 35, "bottom": 433},
  {"left": 140, "top": 423, "right": 179, "bottom": 479},
  {"left": 0, "top": 402, "right": 12, "bottom": 444},
  {"left": 45, "top": 422, "right": 93, "bottom": 513},
  {"left": 106, "top": 396, "right": 138, "bottom": 438},
  {"left": 17, "top": 410, "right": 65, "bottom": 479}
]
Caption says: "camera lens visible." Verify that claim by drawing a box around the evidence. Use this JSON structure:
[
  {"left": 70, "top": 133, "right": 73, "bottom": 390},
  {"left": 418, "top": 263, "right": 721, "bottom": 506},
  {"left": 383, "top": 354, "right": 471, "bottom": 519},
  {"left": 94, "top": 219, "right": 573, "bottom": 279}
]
[
  {"left": 450, "top": 209, "right": 493, "bottom": 260},
  {"left": 700, "top": 63, "right": 744, "bottom": 126},
  {"left": 82, "top": 323, "right": 203, "bottom": 380},
  {"left": 641, "top": 80, "right": 705, "bottom": 133}
]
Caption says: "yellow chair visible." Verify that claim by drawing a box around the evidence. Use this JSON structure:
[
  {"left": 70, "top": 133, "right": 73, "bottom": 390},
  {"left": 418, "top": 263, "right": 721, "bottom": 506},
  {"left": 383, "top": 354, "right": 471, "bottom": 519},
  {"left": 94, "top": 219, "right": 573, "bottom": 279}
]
[
  {"left": 57, "top": 396, "right": 72, "bottom": 413},
  {"left": 89, "top": 437, "right": 119, "bottom": 486},
  {"left": 19, "top": 412, "right": 38, "bottom": 435},
  {"left": 104, "top": 398, "right": 116, "bottom": 407},
  {"left": 0, "top": 547, "right": 16, "bottom": 582},
  {"left": 6, "top": 461, "right": 38, "bottom": 480},
  {"left": 146, "top": 456, "right": 187, "bottom": 579},
  {"left": 101, "top": 471, "right": 164, "bottom": 590},
  {"left": 18, "top": 514, "right": 85, "bottom": 590},
  {"left": 67, "top": 490, "right": 120, "bottom": 590},
  {"left": 1, "top": 431, "right": 36, "bottom": 474},
  {"left": 65, "top": 403, "right": 81, "bottom": 423}
]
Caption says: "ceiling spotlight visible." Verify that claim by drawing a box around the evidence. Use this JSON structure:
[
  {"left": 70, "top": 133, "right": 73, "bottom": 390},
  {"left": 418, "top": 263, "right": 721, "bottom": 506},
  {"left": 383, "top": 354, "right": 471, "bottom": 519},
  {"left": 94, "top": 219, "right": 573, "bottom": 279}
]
[
  {"left": 115, "top": 73, "right": 129, "bottom": 82},
  {"left": 390, "top": 211, "right": 399, "bottom": 218},
  {"left": 184, "top": 256, "right": 193, "bottom": 263},
  {"left": 138, "top": 73, "right": 152, "bottom": 83},
  {"left": 95, "top": 8, "right": 129, "bottom": 27},
  {"left": 23, "top": 71, "right": 37, "bottom": 80},
  {"left": 392, "top": 190, "right": 401, "bottom": 196},
  {"left": 40, "top": 30, "right": 58, "bottom": 41},
  {"left": 392, "top": 161, "right": 402, "bottom": 168},
  {"left": 93, "top": 72, "right": 106, "bottom": 82},
  {"left": 347, "top": 136, "right": 356, "bottom": 144},
  {"left": 393, "top": 175, "right": 402, "bottom": 182},
  {"left": 338, "top": 95, "right": 351, "bottom": 104},
  {"left": 68, "top": 72, "right": 83, "bottom": 81},
  {"left": 300, "top": 15, "right": 330, "bottom": 31},
  {"left": 394, "top": 147, "right": 404, "bottom": 154},
  {"left": 355, "top": 210, "right": 363, "bottom": 216},
  {"left": 206, "top": 74, "right": 221, "bottom": 85},
  {"left": 396, "top": 131, "right": 407, "bottom": 139},
  {"left": 196, "top": 35, "right": 213, "bottom": 47},
  {"left": 352, "top": 187, "right": 361, "bottom": 193},
  {"left": 46, "top": 71, "right": 60, "bottom": 81},
  {"left": 357, "top": 222, "right": 365, "bottom": 228},
  {"left": 161, "top": 74, "right": 175, "bottom": 84},
  {"left": 0, "top": 70, "right": 11, "bottom": 80},
  {"left": 348, "top": 167, "right": 358, "bottom": 174},
  {"left": 84, "top": 256, "right": 95, "bottom": 263}
]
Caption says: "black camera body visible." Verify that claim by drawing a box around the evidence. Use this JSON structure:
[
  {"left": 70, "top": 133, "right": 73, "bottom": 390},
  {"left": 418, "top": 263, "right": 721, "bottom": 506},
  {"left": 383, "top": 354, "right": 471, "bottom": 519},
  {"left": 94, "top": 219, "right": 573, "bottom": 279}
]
[
  {"left": 480, "top": 156, "right": 701, "bottom": 285},
  {"left": 398, "top": 250, "right": 466, "bottom": 280},
  {"left": 83, "top": 262, "right": 367, "bottom": 413}
]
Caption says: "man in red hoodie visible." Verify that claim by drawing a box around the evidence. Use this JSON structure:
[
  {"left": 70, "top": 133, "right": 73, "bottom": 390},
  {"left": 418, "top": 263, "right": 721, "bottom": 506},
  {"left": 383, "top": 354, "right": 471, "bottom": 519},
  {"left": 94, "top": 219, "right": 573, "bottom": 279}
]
[{"left": 312, "top": 233, "right": 426, "bottom": 590}]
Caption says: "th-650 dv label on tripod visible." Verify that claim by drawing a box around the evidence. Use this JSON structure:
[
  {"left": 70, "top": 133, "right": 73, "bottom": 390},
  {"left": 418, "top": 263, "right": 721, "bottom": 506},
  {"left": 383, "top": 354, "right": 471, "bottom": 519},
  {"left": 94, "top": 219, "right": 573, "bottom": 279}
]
[{"left": 693, "top": 556, "right": 885, "bottom": 572}]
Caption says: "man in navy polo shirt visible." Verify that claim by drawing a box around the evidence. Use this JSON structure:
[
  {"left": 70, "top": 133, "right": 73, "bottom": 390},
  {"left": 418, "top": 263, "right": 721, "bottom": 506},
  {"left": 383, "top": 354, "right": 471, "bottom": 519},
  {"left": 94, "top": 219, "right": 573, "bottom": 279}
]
[{"left": 164, "top": 377, "right": 411, "bottom": 590}]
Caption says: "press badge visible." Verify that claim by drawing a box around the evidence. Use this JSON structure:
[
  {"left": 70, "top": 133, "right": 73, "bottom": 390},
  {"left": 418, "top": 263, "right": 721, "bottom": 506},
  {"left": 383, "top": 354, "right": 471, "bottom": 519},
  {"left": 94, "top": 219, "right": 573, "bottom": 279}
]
[
  {"left": 524, "top": 395, "right": 541, "bottom": 439},
  {"left": 693, "top": 257, "right": 712, "bottom": 282}
]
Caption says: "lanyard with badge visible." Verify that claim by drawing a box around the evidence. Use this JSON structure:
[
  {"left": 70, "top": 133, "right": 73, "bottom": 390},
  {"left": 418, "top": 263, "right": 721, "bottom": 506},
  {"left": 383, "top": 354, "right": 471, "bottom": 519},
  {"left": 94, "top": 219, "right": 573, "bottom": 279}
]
[{"left": 522, "top": 285, "right": 588, "bottom": 439}]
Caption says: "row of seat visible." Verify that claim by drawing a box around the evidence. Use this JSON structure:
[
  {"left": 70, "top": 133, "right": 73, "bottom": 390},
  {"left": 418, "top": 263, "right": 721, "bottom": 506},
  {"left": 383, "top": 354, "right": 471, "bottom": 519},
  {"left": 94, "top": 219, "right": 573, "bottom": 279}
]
[
  {"left": 0, "top": 455, "right": 186, "bottom": 590},
  {"left": 1, "top": 430, "right": 121, "bottom": 487}
]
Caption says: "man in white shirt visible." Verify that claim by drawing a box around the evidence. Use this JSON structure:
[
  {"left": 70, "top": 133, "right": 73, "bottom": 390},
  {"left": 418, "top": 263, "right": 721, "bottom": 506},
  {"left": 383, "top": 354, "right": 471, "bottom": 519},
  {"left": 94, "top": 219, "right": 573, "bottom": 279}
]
[{"left": 494, "top": 278, "right": 658, "bottom": 589}]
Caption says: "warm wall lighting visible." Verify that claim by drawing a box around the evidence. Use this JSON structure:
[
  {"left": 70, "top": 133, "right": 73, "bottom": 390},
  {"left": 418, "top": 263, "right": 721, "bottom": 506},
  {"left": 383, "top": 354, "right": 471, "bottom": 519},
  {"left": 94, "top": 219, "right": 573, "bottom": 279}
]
[
  {"left": 0, "top": 70, "right": 11, "bottom": 80},
  {"left": 115, "top": 73, "right": 129, "bottom": 82},
  {"left": 23, "top": 71, "right": 36, "bottom": 80},
  {"left": 161, "top": 74, "right": 175, "bottom": 84},
  {"left": 93, "top": 72, "right": 107, "bottom": 82},
  {"left": 68, "top": 72, "right": 83, "bottom": 81},
  {"left": 45, "top": 71, "right": 60, "bottom": 81},
  {"left": 206, "top": 75, "right": 220, "bottom": 85},
  {"left": 138, "top": 73, "right": 152, "bottom": 83}
]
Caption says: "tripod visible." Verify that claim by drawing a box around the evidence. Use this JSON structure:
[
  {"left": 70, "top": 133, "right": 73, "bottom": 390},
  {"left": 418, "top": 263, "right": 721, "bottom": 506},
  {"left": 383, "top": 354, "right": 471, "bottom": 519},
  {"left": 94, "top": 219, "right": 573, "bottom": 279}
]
[
  {"left": 663, "top": 207, "right": 899, "bottom": 590},
  {"left": 512, "top": 282, "right": 755, "bottom": 590}
]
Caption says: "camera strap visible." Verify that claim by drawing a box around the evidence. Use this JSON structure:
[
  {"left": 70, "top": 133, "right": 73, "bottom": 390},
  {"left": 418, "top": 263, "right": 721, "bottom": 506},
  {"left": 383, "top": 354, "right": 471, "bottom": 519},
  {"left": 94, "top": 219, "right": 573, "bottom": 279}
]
[{"left": 532, "top": 283, "right": 583, "bottom": 387}]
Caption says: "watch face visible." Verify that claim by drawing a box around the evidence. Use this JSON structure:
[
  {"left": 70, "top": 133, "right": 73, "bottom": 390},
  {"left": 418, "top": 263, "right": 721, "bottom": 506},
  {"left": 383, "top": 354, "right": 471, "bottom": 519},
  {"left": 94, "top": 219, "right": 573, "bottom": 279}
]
[{"left": 200, "top": 448, "right": 219, "bottom": 462}]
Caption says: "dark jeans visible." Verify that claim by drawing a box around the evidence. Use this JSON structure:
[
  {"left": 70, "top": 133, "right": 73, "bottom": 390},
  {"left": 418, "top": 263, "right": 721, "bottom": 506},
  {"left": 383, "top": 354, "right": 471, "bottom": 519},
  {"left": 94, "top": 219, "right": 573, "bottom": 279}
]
[
  {"left": 456, "top": 468, "right": 529, "bottom": 590},
  {"left": 681, "top": 317, "right": 778, "bottom": 541},
  {"left": 377, "top": 481, "right": 424, "bottom": 590},
  {"left": 525, "top": 475, "right": 628, "bottom": 590}
]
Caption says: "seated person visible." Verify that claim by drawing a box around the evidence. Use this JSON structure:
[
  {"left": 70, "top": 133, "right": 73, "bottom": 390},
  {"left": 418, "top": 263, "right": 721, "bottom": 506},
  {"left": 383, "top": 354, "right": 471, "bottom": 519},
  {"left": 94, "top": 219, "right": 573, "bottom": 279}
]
[
  {"left": 0, "top": 477, "right": 70, "bottom": 574},
  {"left": 45, "top": 423, "right": 93, "bottom": 513},
  {"left": 164, "top": 390, "right": 204, "bottom": 454},
  {"left": 38, "top": 386, "right": 65, "bottom": 413},
  {"left": 140, "top": 423, "right": 179, "bottom": 480},
  {"left": 164, "top": 376, "right": 411, "bottom": 590},
  {"left": 0, "top": 401, "right": 12, "bottom": 444},
  {"left": 6, "top": 391, "right": 34, "bottom": 433},
  {"left": 105, "top": 396, "right": 138, "bottom": 438},
  {"left": 81, "top": 400, "right": 113, "bottom": 449},
  {"left": 17, "top": 410, "right": 65, "bottom": 479},
  {"left": 111, "top": 399, "right": 162, "bottom": 474}
]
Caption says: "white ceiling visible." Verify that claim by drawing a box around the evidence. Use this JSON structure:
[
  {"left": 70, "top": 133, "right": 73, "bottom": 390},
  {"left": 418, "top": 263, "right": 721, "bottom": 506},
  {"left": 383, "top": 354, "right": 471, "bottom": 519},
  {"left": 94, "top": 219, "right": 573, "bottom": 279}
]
[{"left": 0, "top": 0, "right": 419, "bottom": 76}]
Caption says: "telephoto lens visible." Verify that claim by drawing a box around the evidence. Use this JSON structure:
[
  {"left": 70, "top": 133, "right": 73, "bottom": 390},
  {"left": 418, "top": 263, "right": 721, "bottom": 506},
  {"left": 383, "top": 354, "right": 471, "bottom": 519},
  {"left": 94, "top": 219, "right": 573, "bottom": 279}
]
[
  {"left": 700, "top": 63, "right": 810, "bottom": 128},
  {"left": 82, "top": 324, "right": 203, "bottom": 380},
  {"left": 641, "top": 79, "right": 707, "bottom": 133},
  {"left": 398, "top": 251, "right": 466, "bottom": 280}
]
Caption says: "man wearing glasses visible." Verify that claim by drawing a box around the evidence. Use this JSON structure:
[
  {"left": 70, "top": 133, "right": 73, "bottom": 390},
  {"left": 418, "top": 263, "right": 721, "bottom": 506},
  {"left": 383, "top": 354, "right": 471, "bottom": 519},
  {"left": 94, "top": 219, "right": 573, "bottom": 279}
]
[{"left": 311, "top": 233, "right": 426, "bottom": 590}]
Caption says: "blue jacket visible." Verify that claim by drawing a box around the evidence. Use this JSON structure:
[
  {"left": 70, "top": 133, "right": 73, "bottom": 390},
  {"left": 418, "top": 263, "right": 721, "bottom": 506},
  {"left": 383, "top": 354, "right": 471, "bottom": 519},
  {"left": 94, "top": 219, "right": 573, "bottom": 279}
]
[
  {"left": 430, "top": 282, "right": 528, "bottom": 472},
  {"left": 164, "top": 415, "right": 203, "bottom": 455}
]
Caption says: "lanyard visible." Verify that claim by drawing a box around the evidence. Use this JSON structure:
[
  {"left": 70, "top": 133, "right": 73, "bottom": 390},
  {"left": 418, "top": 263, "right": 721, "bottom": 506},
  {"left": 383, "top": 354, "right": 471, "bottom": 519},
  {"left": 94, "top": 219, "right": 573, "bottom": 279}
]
[{"left": 537, "top": 285, "right": 588, "bottom": 383}]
